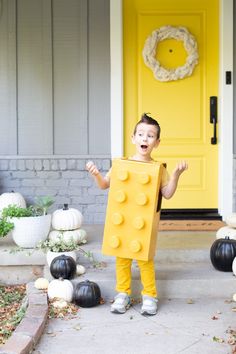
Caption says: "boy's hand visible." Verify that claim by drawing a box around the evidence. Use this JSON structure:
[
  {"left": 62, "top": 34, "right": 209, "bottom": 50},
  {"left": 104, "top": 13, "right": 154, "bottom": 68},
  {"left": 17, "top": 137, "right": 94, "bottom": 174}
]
[
  {"left": 86, "top": 161, "right": 99, "bottom": 176},
  {"left": 172, "top": 161, "right": 188, "bottom": 178}
]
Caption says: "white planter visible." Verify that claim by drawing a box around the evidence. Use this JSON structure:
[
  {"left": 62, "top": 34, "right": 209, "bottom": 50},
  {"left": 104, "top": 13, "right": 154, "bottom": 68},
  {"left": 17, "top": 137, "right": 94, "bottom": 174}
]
[
  {"left": 11, "top": 214, "right": 51, "bottom": 248},
  {"left": 225, "top": 213, "right": 236, "bottom": 228},
  {"left": 233, "top": 257, "right": 236, "bottom": 276},
  {"left": 46, "top": 250, "right": 77, "bottom": 267}
]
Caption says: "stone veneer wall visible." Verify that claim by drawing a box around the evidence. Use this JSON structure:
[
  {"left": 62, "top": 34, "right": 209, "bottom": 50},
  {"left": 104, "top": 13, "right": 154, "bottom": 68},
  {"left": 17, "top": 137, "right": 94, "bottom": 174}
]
[{"left": 0, "top": 158, "right": 111, "bottom": 224}]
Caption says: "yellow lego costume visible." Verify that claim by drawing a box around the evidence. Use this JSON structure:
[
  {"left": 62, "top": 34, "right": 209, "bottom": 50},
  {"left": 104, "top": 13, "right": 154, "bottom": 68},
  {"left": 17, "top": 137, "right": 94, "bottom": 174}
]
[{"left": 102, "top": 158, "right": 168, "bottom": 297}]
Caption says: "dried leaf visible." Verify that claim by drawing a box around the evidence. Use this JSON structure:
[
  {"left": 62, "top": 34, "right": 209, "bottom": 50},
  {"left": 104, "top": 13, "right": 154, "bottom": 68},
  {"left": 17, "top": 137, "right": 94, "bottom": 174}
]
[
  {"left": 213, "top": 336, "right": 224, "bottom": 343},
  {"left": 73, "top": 324, "right": 81, "bottom": 331},
  {"left": 187, "top": 299, "right": 194, "bottom": 304},
  {"left": 224, "top": 299, "right": 233, "bottom": 304}
]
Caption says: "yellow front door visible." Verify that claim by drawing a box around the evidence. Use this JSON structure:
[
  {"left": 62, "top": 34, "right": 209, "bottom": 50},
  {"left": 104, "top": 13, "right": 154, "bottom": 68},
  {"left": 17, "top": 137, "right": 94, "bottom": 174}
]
[{"left": 123, "top": 0, "right": 219, "bottom": 210}]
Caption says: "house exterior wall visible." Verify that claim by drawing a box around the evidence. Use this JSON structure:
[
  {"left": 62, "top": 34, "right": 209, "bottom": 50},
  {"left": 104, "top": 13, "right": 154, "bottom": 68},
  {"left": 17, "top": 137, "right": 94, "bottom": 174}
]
[
  {"left": 233, "top": 1, "right": 236, "bottom": 211},
  {"left": 0, "top": 157, "right": 110, "bottom": 223},
  {"left": 0, "top": 0, "right": 110, "bottom": 155},
  {"left": 0, "top": 0, "right": 111, "bottom": 223}
]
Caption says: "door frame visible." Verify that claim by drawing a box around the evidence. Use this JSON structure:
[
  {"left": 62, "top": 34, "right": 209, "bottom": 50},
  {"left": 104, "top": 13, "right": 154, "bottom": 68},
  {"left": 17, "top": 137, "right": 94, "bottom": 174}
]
[{"left": 110, "top": 0, "right": 233, "bottom": 220}]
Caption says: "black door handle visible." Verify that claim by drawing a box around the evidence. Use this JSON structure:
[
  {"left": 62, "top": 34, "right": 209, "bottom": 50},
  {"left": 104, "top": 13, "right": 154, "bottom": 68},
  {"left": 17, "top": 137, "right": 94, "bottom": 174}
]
[{"left": 210, "top": 96, "right": 217, "bottom": 145}]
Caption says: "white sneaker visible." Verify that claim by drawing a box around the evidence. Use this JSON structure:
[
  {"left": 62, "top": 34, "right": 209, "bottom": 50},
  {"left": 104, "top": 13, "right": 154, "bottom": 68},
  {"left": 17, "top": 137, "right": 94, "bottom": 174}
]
[
  {"left": 141, "top": 295, "right": 158, "bottom": 315},
  {"left": 110, "top": 293, "right": 131, "bottom": 314}
]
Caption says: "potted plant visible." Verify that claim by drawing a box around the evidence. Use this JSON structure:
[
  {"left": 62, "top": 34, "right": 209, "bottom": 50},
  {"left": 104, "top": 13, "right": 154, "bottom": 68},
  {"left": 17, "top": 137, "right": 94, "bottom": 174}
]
[
  {"left": 2, "top": 196, "right": 54, "bottom": 248},
  {"left": 0, "top": 218, "right": 14, "bottom": 240},
  {"left": 37, "top": 235, "right": 95, "bottom": 267}
]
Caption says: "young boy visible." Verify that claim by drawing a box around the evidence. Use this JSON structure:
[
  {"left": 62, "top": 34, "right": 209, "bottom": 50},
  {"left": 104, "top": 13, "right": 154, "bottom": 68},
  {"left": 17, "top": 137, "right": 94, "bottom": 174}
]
[{"left": 86, "top": 113, "right": 188, "bottom": 315}]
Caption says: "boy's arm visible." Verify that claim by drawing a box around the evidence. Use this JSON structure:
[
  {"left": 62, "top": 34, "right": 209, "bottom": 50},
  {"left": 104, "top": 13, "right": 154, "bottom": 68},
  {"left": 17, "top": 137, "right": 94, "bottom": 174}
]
[
  {"left": 161, "top": 161, "right": 188, "bottom": 199},
  {"left": 86, "top": 161, "right": 110, "bottom": 190}
]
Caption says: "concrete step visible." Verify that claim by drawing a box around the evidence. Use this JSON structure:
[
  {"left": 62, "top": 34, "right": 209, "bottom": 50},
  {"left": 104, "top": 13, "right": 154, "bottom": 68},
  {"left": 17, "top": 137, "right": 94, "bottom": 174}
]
[
  {"left": 2, "top": 225, "right": 235, "bottom": 300},
  {"left": 43, "top": 260, "right": 236, "bottom": 300}
]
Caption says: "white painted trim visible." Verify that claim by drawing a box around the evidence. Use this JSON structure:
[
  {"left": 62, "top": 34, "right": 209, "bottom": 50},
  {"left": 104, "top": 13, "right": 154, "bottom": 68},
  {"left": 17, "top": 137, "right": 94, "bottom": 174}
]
[
  {"left": 110, "top": 0, "right": 123, "bottom": 158},
  {"left": 110, "top": 0, "right": 234, "bottom": 218},
  {"left": 219, "top": 0, "right": 234, "bottom": 219}
]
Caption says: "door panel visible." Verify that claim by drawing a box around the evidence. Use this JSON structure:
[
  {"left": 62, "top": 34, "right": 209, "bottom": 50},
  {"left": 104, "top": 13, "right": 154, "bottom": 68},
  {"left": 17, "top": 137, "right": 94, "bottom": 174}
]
[{"left": 123, "top": 0, "right": 219, "bottom": 209}]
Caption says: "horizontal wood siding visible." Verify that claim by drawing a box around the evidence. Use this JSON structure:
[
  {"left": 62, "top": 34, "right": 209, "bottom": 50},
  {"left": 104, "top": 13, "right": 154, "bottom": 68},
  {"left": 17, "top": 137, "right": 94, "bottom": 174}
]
[{"left": 0, "top": 0, "right": 17, "bottom": 154}]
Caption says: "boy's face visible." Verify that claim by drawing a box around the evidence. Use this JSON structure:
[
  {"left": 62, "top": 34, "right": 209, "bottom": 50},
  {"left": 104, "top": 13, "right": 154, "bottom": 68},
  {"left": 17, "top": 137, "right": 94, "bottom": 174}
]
[{"left": 132, "top": 123, "right": 160, "bottom": 158}]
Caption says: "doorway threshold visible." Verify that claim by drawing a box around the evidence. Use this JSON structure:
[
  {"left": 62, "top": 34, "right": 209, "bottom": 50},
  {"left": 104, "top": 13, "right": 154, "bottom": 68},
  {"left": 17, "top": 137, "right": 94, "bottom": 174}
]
[
  {"left": 160, "top": 209, "right": 222, "bottom": 220},
  {"left": 159, "top": 209, "right": 225, "bottom": 231}
]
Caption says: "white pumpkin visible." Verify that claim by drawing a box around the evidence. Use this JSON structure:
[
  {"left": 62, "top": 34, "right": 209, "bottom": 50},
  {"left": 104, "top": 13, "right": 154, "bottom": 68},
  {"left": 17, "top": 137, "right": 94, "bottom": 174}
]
[
  {"left": 52, "top": 204, "right": 83, "bottom": 231},
  {"left": 77, "top": 229, "right": 87, "bottom": 243},
  {"left": 225, "top": 213, "right": 236, "bottom": 228},
  {"left": 232, "top": 257, "right": 236, "bottom": 276},
  {"left": 216, "top": 226, "right": 236, "bottom": 240},
  {"left": 0, "top": 191, "right": 26, "bottom": 214},
  {"left": 48, "top": 229, "right": 87, "bottom": 244},
  {"left": 233, "top": 293, "right": 236, "bottom": 302},
  {"left": 47, "top": 278, "right": 74, "bottom": 302},
  {"left": 34, "top": 277, "right": 49, "bottom": 290},
  {"left": 76, "top": 264, "right": 86, "bottom": 275}
]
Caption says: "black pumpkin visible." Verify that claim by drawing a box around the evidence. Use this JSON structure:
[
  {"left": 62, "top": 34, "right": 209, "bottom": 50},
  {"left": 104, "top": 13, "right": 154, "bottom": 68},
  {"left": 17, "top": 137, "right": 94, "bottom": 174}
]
[
  {"left": 73, "top": 280, "right": 101, "bottom": 308},
  {"left": 50, "top": 255, "right": 76, "bottom": 279},
  {"left": 210, "top": 237, "right": 236, "bottom": 272}
]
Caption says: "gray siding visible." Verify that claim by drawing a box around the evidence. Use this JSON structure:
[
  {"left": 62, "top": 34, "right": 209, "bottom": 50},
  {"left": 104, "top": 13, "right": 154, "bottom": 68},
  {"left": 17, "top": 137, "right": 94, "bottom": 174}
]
[
  {"left": 17, "top": 0, "right": 53, "bottom": 155},
  {"left": 0, "top": 0, "right": 17, "bottom": 154},
  {"left": 234, "top": 0, "right": 236, "bottom": 154},
  {"left": 53, "top": 0, "right": 88, "bottom": 154},
  {"left": 0, "top": 0, "right": 110, "bottom": 156},
  {"left": 233, "top": 2, "right": 236, "bottom": 210}
]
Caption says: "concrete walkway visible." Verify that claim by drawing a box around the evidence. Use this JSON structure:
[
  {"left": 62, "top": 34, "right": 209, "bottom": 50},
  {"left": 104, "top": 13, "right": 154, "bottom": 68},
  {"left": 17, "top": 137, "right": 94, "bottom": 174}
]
[
  {"left": 35, "top": 226, "right": 236, "bottom": 354},
  {"left": 35, "top": 297, "right": 235, "bottom": 354},
  {"left": 1, "top": 226, "right": 236, "bottom": 353}
]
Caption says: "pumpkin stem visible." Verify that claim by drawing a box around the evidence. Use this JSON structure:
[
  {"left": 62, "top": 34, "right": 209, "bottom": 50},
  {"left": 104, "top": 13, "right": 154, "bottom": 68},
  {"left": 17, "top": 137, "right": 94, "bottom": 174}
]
[{"left": 63, "top": 204, "right": 69, "bottom": 210}]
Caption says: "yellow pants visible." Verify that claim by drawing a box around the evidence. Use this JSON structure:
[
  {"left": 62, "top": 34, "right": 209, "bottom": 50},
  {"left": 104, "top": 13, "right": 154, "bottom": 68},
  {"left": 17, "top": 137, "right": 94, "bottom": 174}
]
[{"left": 115, "top": 257, "right": 157, "bottom": 298}]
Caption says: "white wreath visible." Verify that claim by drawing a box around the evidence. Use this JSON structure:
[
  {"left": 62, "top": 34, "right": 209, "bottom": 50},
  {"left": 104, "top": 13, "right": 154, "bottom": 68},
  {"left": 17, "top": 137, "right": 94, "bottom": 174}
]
[{"left": 142, "top": 25, "right": 199, "bottom": 82}]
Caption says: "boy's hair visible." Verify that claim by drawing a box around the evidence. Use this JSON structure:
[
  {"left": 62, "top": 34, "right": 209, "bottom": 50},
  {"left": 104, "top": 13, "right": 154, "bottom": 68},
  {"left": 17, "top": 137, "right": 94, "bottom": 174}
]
[{"left": 133, "top": 113, "right": 161, "bottom": 139}]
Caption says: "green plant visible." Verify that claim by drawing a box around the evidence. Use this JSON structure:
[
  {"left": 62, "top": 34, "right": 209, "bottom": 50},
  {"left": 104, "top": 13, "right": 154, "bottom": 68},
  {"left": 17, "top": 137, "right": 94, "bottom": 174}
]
[
  {"left": 0, "top": 218, "right": 14, "bottom": 237},
  {"left": 2, "top": 196, "right": 54, "bottom": 219},
  {"left": 34, "top": 196, "right": 54, "bottom": 215},
  {"left": 37, "top": 236, "right": 98, "bottom": 267},
  {"left": 2, "top": 205, "right": 35, "bottom": 218},
  {"left": 37, "top": 236, "right": 80, "bottom": 253}
]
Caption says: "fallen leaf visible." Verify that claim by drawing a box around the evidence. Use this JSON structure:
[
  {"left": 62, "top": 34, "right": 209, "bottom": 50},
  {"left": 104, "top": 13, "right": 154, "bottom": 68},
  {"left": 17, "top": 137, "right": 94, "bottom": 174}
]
[
  {"left": 47, "top": 332, "right": 57, "bottom": 337},
  {"left": 228, "top": 336, "right": 236, "bottom": 345},
  {"left": 187, "top": 299, "right": 194, "bottom": 304},
  {"left": 74, "top": 324, "right": 81, "bottom": 331},
  {"left": 224, "top": 299, "right": 233, "bottom": 304},
  {"left": 213, "top": 336, "right": 224, "bottom": 343},
  {"left": 99, "top": 297, "right": 105, "bottom": 305}
]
